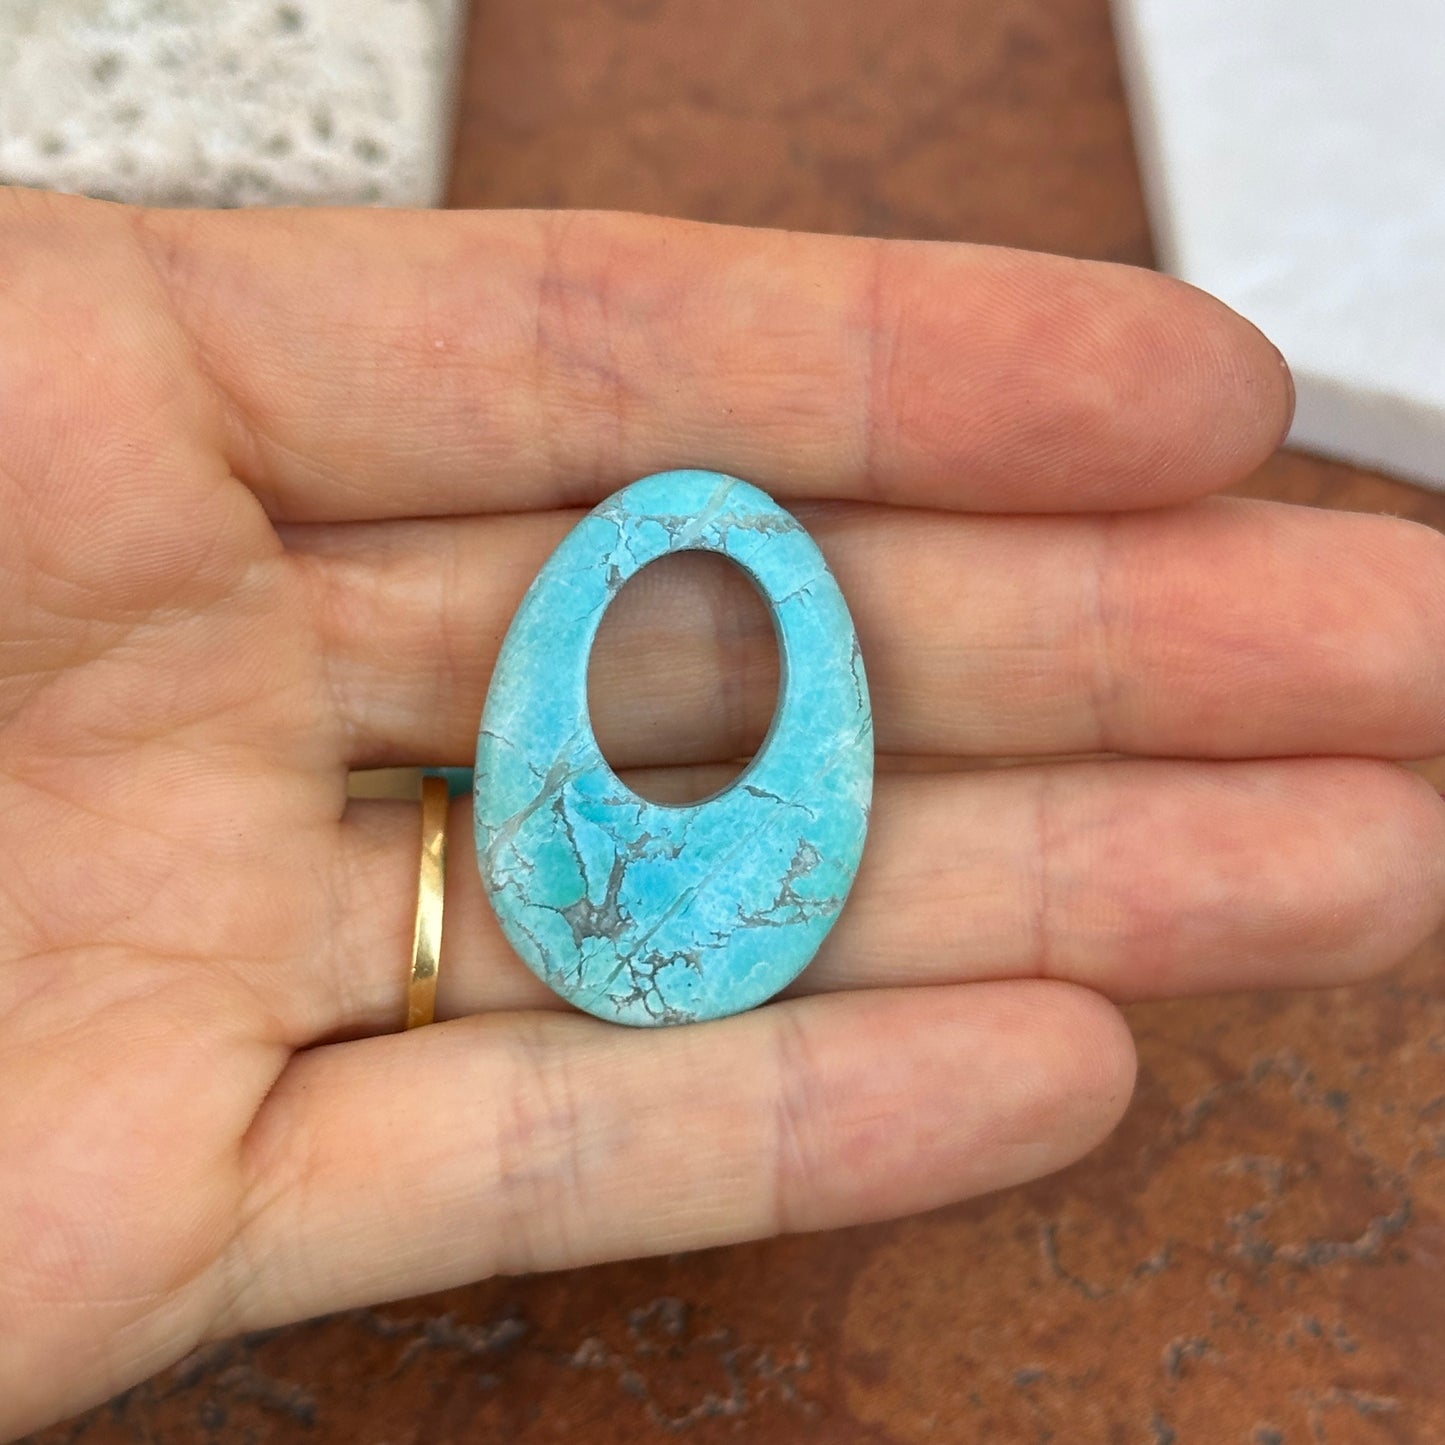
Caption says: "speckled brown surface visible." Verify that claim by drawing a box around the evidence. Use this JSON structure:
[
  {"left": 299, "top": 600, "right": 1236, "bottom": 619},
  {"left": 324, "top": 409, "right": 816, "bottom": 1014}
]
[
  {"left": 31, "top": 1, "right": 1445, "bottom": 1441},
  {"left": 449, "top": 0, "right": 1151, "bottom": 257}
]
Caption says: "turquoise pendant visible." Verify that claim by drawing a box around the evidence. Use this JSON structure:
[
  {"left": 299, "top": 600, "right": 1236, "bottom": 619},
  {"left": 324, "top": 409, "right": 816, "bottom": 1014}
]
[{"left": 475, "top": 469, "right": 873, "bottom": 1026}]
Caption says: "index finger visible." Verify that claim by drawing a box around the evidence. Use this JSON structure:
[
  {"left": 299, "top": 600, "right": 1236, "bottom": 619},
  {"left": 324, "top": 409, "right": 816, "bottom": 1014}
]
[{"left": 136, "top": 206, "right": 1293, "bottom": 521}]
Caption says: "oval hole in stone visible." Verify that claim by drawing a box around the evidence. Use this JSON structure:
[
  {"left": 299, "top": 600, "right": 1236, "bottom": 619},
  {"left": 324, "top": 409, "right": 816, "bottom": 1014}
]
[{"left": 587, "top": 550, "right": 782, "bottom": 805}]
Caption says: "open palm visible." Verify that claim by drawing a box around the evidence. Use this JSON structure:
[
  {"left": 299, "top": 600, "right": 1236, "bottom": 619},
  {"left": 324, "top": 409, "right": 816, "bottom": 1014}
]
[{"left": 2, "top": 190, "right": 1443, "bottom": 1439}]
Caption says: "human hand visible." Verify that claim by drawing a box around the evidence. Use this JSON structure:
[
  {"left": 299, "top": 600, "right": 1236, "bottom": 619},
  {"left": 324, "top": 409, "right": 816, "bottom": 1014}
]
[{"left": 2, "top": 190, "right": 1442, "bottom": 1438}]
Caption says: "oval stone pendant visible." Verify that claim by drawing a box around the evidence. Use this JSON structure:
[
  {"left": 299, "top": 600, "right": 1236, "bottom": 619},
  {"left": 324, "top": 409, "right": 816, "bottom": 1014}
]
[{"left": 475, "top": 469, "right": 873, "bottom": 1026}]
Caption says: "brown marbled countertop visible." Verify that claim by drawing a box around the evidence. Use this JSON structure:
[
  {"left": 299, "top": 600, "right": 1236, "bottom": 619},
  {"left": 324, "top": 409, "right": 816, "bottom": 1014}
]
[{"left": 36, "top": 1, "right": 1445, "bottom": 1440}]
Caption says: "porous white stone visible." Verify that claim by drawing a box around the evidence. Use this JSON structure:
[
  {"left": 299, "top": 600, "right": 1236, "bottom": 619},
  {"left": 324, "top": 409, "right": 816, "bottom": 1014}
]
[
  {"left": 0, "top": 0, "right": 465, "bottom": 208},
  {"left": 1113, "top": 0, "right": 1445, "bottom": 490}
]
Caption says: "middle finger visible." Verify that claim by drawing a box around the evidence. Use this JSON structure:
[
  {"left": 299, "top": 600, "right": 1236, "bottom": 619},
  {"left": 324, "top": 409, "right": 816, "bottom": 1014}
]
[{"left": 286, "top": 495, "right": 1445, "bottom": 767}]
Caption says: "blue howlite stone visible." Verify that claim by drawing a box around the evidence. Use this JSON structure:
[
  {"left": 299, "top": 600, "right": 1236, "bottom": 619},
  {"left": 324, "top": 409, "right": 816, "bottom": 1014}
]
[{"left": 474, "top": 469, "right": 873, "bottom": 1026}]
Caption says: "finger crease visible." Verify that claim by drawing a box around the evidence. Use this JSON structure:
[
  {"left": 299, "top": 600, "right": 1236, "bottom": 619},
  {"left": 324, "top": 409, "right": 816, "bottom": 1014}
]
[
  {"left": 860, "top": 236, "right": 896, "bottom": 504},
  {"left": 1085, "top": 516, "right": 1123, "bottom": 754},
  {"left": 767, "top": 1008, "right": 825, "bottom": 1237},
  {"left": 1031, "top": 768, "right": 1061, "bottom": 983}
]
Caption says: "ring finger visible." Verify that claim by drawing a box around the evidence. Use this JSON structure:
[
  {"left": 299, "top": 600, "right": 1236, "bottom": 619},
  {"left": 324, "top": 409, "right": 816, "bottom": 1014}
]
[{"left": 307, "top": 755, "right": 1445, "bottom": 1043}]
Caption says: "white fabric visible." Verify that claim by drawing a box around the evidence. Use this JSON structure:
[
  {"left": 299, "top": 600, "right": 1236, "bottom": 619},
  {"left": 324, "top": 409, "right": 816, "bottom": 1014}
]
[{"left": 1113, "top": 0, "right": 1445, "bottom": 490}]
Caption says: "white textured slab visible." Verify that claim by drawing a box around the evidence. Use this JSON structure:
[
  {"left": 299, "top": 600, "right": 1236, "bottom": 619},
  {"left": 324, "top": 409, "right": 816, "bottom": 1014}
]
[
  {"left": 1113, "top": 0, "right": 1445, "bottom": 490},
  {"left": 0, "top": 0, "right": 465, "bottom": 207}
]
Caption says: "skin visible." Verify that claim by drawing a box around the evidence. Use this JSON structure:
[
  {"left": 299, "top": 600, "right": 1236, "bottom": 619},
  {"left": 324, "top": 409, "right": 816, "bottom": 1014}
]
[{"left": 1, "top": 187, "right": 1443, "bottom": 1438}]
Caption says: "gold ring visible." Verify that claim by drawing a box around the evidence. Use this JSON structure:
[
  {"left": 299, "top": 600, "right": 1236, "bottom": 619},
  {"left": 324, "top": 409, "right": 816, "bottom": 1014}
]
[{"left": 407, "top": 775, "right": 449, "bottom": 1029}]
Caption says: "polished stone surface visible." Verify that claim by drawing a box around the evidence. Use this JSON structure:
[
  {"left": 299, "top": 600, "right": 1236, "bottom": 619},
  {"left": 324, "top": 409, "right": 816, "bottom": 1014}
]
[
  {"left": 0, "top": 0, "right": 465, "bottom": 207},
  {"left": 475, "top": 471, "right": 873, "bottom": 1026}
]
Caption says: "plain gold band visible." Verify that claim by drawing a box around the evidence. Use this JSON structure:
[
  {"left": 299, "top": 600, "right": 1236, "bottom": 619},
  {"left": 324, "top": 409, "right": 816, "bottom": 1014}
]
[{"left": 407, "top": 775, "right": 449, "bottom": 1029}]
